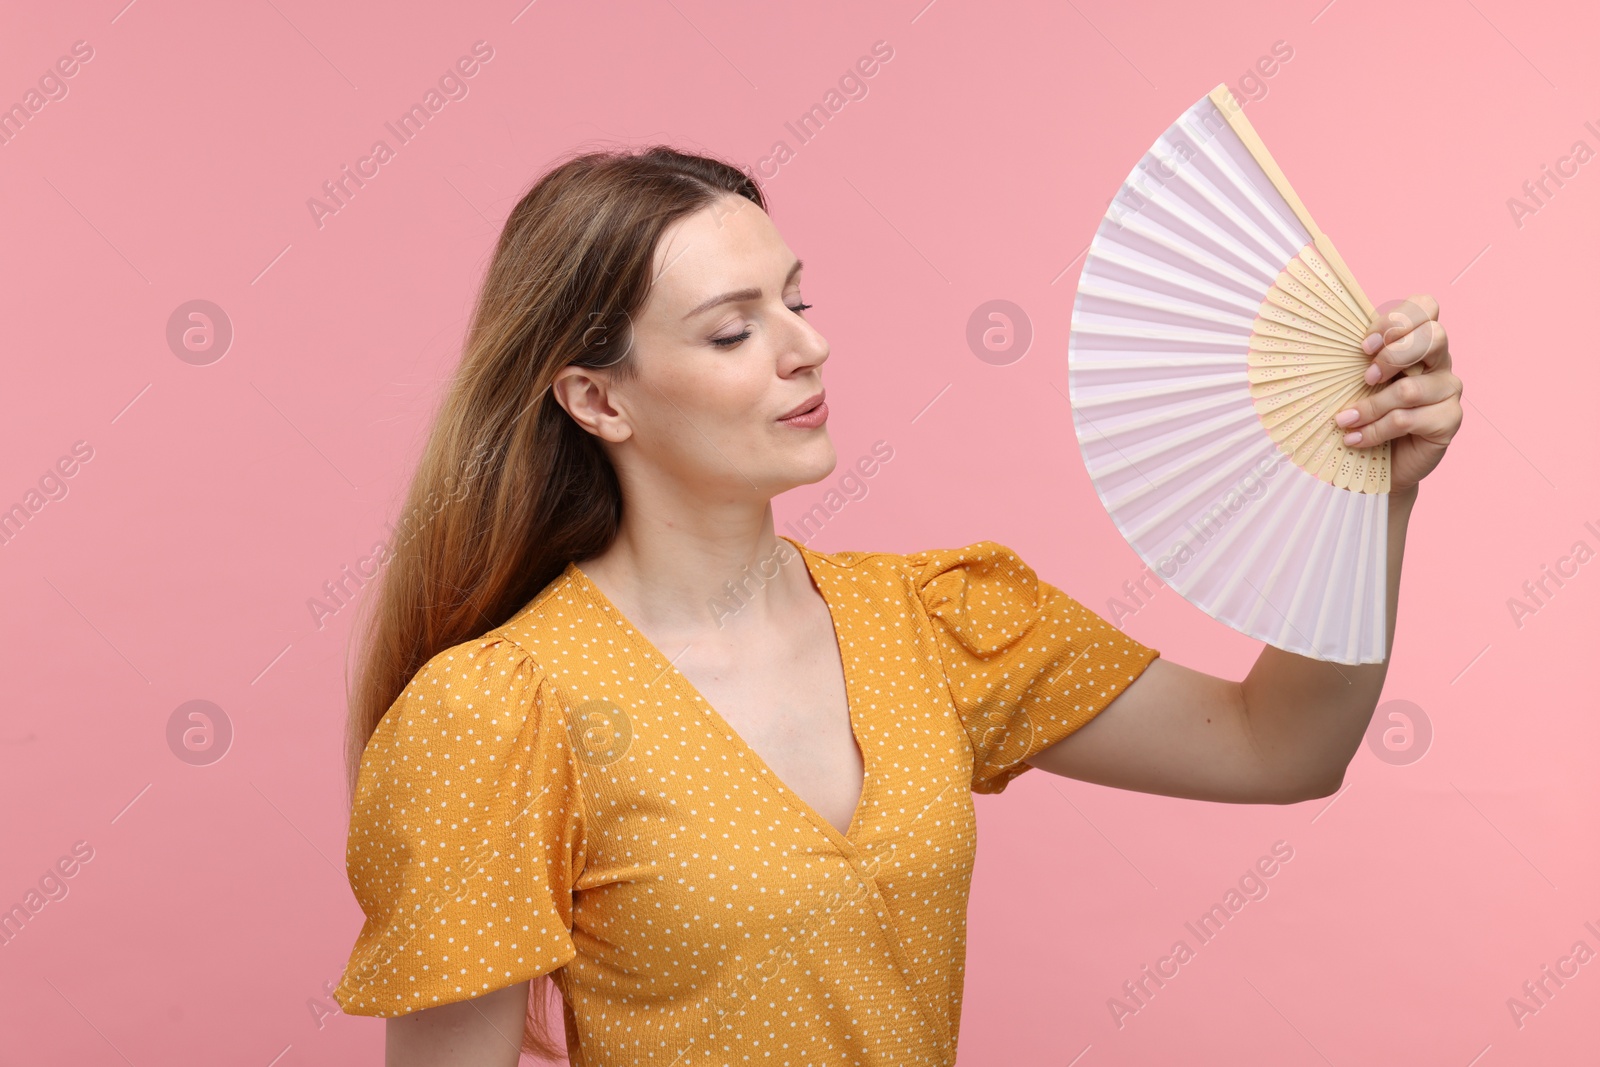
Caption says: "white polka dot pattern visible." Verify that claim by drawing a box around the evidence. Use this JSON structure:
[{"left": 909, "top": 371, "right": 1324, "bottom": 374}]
[
  {"left": 333, "top": 639, "right": 585, "bottom": 1015},
  {"left": 914, "top": 541, "right": 1162, "bottom": 795},
  {"left": 333, "top": 538, "right": 1160, "bottom": 1065}
]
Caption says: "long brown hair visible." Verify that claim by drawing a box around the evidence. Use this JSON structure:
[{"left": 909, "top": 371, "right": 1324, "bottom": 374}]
[{"left": 342, "top": 144, "right": 767, "bottom": 1061}]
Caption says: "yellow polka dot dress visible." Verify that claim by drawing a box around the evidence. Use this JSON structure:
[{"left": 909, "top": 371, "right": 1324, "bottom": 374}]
[{"left": 333, "top": 538, "right": 1160, "bottom": 1064}]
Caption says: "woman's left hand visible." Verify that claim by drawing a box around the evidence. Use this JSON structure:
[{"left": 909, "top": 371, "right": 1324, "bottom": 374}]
[{"left": 1332, "top": 293, "right": 1463, "bottom": 493}]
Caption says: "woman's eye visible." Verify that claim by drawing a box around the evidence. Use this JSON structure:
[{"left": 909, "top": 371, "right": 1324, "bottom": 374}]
[{"left": 709, "top": 303, "right": 813, "bottom": 348}]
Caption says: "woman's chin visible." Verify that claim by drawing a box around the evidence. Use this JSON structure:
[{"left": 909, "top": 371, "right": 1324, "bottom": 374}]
[
  {"left": 767, "top": 440, "right": 837, "bottom": 493},
  {"left": 798, "top": 437, "right": 838, "bottom": 477}
]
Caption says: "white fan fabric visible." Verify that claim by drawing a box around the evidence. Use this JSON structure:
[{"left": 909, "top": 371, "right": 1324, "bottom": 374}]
[{"left": 1068, "top": 91, "right": 1389, "bottom": 665}]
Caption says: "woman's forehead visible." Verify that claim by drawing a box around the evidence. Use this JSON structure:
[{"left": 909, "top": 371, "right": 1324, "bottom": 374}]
[{"left": 644, "top": 204, "right": 793, "bottom": 317}]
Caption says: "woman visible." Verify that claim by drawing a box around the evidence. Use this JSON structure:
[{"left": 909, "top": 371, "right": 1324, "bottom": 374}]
[{"left": 332, "top": 146, "right": 1461, "bottom": 1065}]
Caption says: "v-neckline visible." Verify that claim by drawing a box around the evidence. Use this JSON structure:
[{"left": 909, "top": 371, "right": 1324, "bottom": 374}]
[{"left": 565, "top": 535, "right": 868, "bottom": 852}]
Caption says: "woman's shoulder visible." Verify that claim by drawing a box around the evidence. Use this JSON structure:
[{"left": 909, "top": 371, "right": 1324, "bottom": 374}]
[
  {"left": 367, "top": 632, "right": 548, "bottom": 763},
  {"left": 790, "top": 535, "right": 1032, "bottom": 587},
  {"left": 401, "top": 629, "right": 544, "bottom": 699},
  {"left": 353, "top": 627, "right": 578, "bottom": 829},
  {"left": 378, "top": 559, "right": 627, "bottom": 738},
  {"left": 796, "top": 537, "right": 1065, "bottom": 650}
]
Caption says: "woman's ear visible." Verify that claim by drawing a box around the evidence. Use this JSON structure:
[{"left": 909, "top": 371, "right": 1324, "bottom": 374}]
[{"left": 551, "top": 365, "right": 632, "bottom": 443}]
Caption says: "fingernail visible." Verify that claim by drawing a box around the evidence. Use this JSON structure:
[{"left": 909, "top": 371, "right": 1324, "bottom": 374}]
[
  {"left": 1335, "top": 408, "right": 1360, "bottom": 426},
  {"left": 1364, "top": 364, "right": 1382, "bottom": 384},
  {"left": 1362, "top": 333, "right": 1383, "bottom": 355},
  {"left": 1343, "top": 430, "right": 1362, "bottom": 445}
]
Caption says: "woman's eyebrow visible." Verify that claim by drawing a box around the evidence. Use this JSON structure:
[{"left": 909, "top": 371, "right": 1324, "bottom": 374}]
[{"left": 681, "top": 259, "right": 804, "bottom": 320}]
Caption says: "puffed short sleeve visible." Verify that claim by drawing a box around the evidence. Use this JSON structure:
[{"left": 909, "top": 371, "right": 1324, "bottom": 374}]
[
  {"left": 910, "top": 541, "right": 1161, "bottom": 795},
  {"left": 332, "top": 635, "right": 585, "bottom": 1016}
]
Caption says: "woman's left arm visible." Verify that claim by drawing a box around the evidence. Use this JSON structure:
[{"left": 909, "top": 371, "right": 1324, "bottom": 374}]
[{"left": 1027, "top": 294, "right": 1463, "bottom": 805}]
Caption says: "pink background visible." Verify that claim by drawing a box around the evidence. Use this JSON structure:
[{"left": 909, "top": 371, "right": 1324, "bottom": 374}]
[{"left": 1, "top": 0, "right": 1595, "bottom": 1063}]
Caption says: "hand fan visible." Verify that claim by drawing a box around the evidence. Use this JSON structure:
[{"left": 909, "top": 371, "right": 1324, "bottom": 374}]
[{"left": 1067, "top": 83, "right": 1419, "bottom": 665}]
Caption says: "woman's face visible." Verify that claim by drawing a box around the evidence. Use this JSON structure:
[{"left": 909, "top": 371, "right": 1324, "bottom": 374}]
[{"left": 555, "top": 193, "right": 835, "bottom": 504}]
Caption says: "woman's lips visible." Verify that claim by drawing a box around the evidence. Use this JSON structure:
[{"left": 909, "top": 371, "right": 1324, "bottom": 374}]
[
  {"left": 778, "top": 391, "right": 824, "bottom": 419},
  {"left": 778, "top": 400, "right": 828, "bottom": 428}
]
